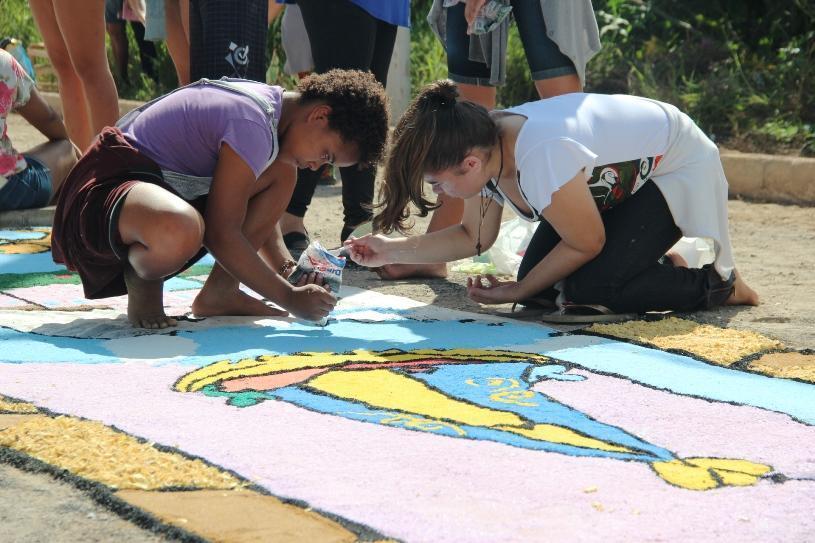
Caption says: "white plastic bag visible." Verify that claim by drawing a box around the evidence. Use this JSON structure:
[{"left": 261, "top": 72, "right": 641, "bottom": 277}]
[
  {"left": 450, "top": 217, "right": 536, "bottom": 276},
  {"left": 668, "top": 237, "right": 715, "bottom": 268}
]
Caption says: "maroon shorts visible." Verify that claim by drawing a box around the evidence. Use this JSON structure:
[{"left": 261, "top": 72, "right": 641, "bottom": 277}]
[{"left": 52, "top": 127, "right": 207, "bottom": 299}]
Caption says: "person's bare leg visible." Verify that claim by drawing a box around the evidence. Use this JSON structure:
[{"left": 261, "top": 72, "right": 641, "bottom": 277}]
[
  {"left": 279, "top": 212, "right": 307, "bottom": 238},
  {"left": 117, "top": 183, "right": 205, "bottom": 328},
  {"left": 378, "top": 83, "right": 494, "bottom": 280},
  {"left": 533, "top": 73, "right": 582, "bottom": 99},
  {"left": 29, "top": 0, "right": 93, "bottom": 148},
  {"left": 23, "top": 139, "right": 77, "bottom": 202},
  {"left": 164, "top": 0, "right": 190, "bottom": 86},
  {"left": 376, "top": 193, "right": 463, "bottom": 280},
  {"left": 53, "top": 0, "right": 120, "bottom": 139},
  {"left": 192, "top": 170, "right": 294, "bottom": 317},
  {"left": 457, "top": 82, "right": 497, "bottom": 110},
  {"left": 725, "top": 269, "right": 759, "bottom": 306},
  {"left": 179, "top": 0, "right": 190, "bottom": 40},
  {"left": 105, "top": 21, "right": 129, "bottom": 83}
]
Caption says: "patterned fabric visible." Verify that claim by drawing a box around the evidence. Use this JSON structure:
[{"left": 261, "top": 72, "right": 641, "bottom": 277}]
[
  {"left": 0, "top": 49, "right": 34, "bottom": 191},
  {"left": 587, "top": 155, "right": 663, "bottom": 211}
]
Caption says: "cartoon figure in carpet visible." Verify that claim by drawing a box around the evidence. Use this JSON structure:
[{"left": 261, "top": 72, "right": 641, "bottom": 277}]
[{"left": 175, "top": 348, "right": 774, "bottom": 490}]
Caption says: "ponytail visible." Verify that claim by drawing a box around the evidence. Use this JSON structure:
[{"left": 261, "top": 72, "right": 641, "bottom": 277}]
[{"left": 374, "top": 80, "right": 498, "bottom": 234}]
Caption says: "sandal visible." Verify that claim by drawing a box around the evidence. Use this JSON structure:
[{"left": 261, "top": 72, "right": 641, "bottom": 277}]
[
  {"left": 539, "top": 303, "right": 637, "bottom": 324},
  {"left": 493, "top": 296, "right": 557, "bottom": 319}
]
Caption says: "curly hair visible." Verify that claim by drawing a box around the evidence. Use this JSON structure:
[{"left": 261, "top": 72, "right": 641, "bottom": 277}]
[
  {"left": 297, "top": 69, "right": 389, "bottom": 167},
  {"left": 374, "top": 80, "right": 498, "bottom": 234}
]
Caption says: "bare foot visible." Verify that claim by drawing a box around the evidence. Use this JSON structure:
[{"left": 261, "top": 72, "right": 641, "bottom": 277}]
[
  {"left": 376, "top": 262, "right": 448, "bottom": 280},
  {"left": 124, "top": 265, "right": 177, "bottom": 329},
  {"left": 192, "top": 286, "right": 289, "bottom": 318},
  {"left": 725, "top": 270, "right": 760, "bottom": 306}
]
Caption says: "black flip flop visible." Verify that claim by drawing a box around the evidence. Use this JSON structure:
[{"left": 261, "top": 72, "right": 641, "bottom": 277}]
[{"left": 540, "top": 303, "right": 637, "bottom": 324}]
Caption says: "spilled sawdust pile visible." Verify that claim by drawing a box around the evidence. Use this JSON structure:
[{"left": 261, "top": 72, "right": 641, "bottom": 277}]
[
  {"left": 588, "top": 317, "right": 783, "bottom": 366},
  {"left": 0, "top": 397, "right": 39, "bottom": 413},
  {"left": 0, "top": 415, "right": 243, "bottom": 490}
]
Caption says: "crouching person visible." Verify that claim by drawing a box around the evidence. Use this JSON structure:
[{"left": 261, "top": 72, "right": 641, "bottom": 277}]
[{"left": 52, "top": 69, "right": 389, "bottom": 328}]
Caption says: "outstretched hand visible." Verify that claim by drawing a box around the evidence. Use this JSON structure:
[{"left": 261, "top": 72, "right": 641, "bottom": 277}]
[
  {"left": 343, "top": 234, "right": 394, "bottom": 268},
  {"left": 466, "top": 274, "right": 520, "bottom": 305}
]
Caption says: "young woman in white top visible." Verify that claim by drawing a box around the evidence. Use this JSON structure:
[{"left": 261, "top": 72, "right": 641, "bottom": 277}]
[{"left": 345, "top": 80, "right": 758, "bottom": 315}]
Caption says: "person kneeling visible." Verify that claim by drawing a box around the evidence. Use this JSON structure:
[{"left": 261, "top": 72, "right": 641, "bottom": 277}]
[{"left": 346, "top": 80, "right": 758, "bottom": 318}]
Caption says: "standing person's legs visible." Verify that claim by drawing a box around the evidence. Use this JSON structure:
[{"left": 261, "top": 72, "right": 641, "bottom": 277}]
[
  {"left": 165, "top": 0, "right": 190, "bottom": 85},
  {"left": 339, "top": 18, "right": 396, "bottom": 241},
  {"left": 511, "top": 0, "right": 582, "bottom": 98},
  {"left": 189, "top": 0, "right": 268, "bottom": 81},
  {"left": 130, "top": 21, "right": 159, "bottom": 83},
  {"left": 376, "top": 3, "right": 482, "bottom": 279},
  {"left": 29, "top": 0, "right": 93, "bottom": 149},
  {"left": 104, "top": 0, "right": 129, "bottom": 83},
  {"left": 284, "top": 0, "right": 391, "bottom": 246},
  {"left": 52, "top": 0, "right": 120, "bottom": 145}
]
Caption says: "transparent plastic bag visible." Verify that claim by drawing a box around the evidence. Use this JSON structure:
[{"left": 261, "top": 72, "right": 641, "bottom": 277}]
[
  {"left": 451, "top": 217, "right": 536, "bottom": 276},
  {"left": 668, "top": 237, "right": 715, "bottom": 268}
]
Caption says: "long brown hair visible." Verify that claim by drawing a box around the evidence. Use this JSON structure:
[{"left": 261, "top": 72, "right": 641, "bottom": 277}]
[{"left": 374, "top": 80, "right": 498, "bottom": 234}]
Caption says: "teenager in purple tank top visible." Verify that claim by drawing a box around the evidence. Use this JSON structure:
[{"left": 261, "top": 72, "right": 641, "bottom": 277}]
[{"left": 51, "top": 69, "right": 389, "bottom": 329}]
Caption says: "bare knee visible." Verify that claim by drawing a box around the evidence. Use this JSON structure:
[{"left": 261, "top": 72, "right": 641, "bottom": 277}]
[
  {"left": 119, "top": 187, "right": 204, "bottom": 279},
  {"left": 139, "top": 209, "right": 204, "bottom": 278}
]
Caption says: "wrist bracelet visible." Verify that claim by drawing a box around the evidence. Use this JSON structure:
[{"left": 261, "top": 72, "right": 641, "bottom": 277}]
[{"left": 279, "top": 259, "right": 297, "bottom": 276}]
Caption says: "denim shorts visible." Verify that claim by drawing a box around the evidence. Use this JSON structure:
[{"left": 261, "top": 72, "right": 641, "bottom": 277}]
[
  {"left": 0, "top": 156, "right": 53, "bottom": 211},
  {"left": 446, "top": 0, "right": 577, "bottom": 86}
]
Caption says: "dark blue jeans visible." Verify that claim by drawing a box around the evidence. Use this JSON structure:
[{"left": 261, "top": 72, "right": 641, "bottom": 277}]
[
  {"left": 445, "top": 0, "right": 577, "bottom": 85},
  {"left": 517, "top": 181, "right": 733, "bottom": 313}
]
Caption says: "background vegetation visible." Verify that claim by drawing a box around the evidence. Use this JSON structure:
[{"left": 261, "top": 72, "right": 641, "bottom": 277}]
[{"left": 2, "top": 0, "right": 813, "bottom": 155}]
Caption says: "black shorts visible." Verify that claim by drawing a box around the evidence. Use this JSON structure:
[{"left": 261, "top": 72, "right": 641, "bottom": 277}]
[{"left": 189, "top": 0, "right": 269, "bottom": 82}]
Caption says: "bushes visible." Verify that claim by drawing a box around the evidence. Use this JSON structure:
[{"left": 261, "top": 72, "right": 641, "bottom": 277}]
[{"left": 410, "top": 0, "right": 814, "bottom": 156}]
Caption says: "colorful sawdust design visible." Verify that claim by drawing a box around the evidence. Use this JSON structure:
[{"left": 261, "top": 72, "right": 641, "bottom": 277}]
[
  {"left": 0, "top": 415, "right": 243, "bottom": 490},
  {"left": 748, "top": 352, "right": 815, "bottom": 383},
  {"left": 175, "top": 348, "right": 774, "bottom": 491},
  {"left": 1, "top": 227, "right": 814, "bottom": 541},
  {"left": 587, "top": 316, "right": 783, "bottom": 365}
]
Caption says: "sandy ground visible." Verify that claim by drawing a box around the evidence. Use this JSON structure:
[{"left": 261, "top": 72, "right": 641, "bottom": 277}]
[
  {"left": 0, "top": 464, "right": 163, "bottom": 542},
  {"left": 2, "top": 112, "right": 813, "bottom": 540}
]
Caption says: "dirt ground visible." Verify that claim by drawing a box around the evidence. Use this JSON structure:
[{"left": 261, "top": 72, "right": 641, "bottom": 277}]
[{"left": 2, "top": 112, "right": 813, "bottom": 541}]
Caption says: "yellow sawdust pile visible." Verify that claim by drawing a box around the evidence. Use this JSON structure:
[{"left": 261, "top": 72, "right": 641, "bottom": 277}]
[
  {"left": 747, "top": 352, "right": 815, "bottom": 383},
  {"left": 0, "top": 397, "right": 39, "bottom": 413},
  {"left": 0, "top": 416, "right": 243, "bottom": 490},
  {"left": 588, "top": 317, "right": 782, "bottom": 366}
]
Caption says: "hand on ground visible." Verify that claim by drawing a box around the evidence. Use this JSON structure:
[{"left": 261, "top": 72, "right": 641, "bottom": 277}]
[{"left": 466, "top": 274, "right": 520, "bottom": 305}]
